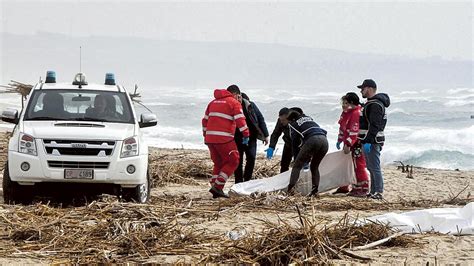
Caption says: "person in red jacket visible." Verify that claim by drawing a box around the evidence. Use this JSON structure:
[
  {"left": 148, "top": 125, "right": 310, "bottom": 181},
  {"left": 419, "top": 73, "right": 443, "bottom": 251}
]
[
  {"left": 334, "top": 92, "right": 369, "bottom": 197},
  {"left": 202, "top": 85, "right": 250, "bottom": 198}
]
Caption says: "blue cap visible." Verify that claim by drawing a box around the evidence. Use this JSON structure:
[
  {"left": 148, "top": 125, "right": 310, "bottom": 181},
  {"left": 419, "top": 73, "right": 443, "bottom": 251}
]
[
  {"left": 45, "top": 70, "right": 56, "bottom": 83},
  {"left": 105, "top": 73, "right": 115, "bottom": 85}
]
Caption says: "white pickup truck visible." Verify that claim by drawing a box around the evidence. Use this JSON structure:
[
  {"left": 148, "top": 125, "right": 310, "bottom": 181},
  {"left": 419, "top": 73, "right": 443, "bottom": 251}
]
[{"left": 1, "top": 72, "right": 157, "bottom": 204}]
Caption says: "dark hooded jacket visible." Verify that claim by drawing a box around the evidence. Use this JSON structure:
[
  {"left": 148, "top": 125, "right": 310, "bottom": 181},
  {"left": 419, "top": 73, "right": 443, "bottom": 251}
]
[
  {"left": 235, "top": 98, "right": 269, "bottom": 142},
  {"left": 358, "top": 93, "right": 390, "bottom": 145}
]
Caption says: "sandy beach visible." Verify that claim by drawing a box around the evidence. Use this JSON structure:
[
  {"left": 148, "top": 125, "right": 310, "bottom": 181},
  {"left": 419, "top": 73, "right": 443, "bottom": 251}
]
[{"left": 0, "top": 130, "right": 472, "bottom": 264}]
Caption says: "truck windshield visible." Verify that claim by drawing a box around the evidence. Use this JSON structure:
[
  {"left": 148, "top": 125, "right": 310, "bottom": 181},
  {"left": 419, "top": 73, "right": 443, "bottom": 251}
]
[{"left": 24, "top": 89, "right": 134, "bottom": 123}]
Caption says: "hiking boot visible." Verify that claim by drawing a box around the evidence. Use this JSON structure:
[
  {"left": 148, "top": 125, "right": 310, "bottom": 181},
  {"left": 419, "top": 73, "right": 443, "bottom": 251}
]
[
  {"left": 348, "top": 189, "right": 369, "bottom": 198},
  {"left": 332, "top": 187, "right": 350, "bottom": 195},
  {"left": 209, "top": 187, "right": 229, "bottom": 199},
  {"left": 370, "top": 192, "right": 383, "bottom": 200}
]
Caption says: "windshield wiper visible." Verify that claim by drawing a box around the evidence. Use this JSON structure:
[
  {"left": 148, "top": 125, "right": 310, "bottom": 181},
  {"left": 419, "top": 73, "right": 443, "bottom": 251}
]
[
  {"left": 28, "top": 117, "right": 68, "bottom": 121},
  {"left": 74, "top": 117, "right": 109, "bottom": 122}
]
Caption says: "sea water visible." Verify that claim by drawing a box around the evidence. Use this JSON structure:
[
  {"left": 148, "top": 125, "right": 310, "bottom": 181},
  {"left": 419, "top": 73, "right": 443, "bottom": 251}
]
[{"left": 1, "top": 87, "right": 472, "bottom": 170}]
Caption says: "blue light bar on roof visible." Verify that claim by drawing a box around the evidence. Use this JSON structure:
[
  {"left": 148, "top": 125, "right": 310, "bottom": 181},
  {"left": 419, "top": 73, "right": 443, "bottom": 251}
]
[
  {"left": 105, "top": 73, "right": 116, "bottom": 85},
  {"left": 45, "top": 71, "right": 56, "bottom": 83}
]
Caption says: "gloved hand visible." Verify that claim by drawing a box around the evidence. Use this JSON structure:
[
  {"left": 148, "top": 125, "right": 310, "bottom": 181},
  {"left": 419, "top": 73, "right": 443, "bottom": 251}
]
[
  {"left": 363, "top": 143, "right": 371, "bottom": 154},
  {"left": 242, "top": 137, "right": 249, "bottom": 145},
  {"left": 303, "top": 162, "right": 310, "bottom": 170},
  {"left": 265, "top": 147, "right": 274, "bottom": 159},
  {"left": 336, "top": 141, "right": 342, "bottom": 150}
]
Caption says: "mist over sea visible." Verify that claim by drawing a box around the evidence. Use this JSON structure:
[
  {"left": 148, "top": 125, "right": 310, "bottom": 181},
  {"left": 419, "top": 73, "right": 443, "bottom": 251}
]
[{"left": 1, "top": 86, "right": 472, "bottom": 171}]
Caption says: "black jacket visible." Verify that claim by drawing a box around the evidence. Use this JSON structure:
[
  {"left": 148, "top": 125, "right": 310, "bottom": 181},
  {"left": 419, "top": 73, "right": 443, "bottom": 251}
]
[
  {"left": 235, "top": 99, "right": 269, "bottom": 141},
  {"left": 289, "top": 115, "right": 327, "bottom": 158},
  {"left": 358, "top": 93, "right": 390, "bottom": 144},
  {"left": 269, "top": 118, "right": 291, "bottom": 149}
]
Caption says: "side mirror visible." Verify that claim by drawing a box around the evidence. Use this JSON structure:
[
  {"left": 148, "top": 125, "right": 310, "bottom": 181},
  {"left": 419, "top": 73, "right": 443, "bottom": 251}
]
[
  {"left": 1, "top": 108, "right": 19, "bottom": 124},
  {"left": 139, "top": 113, "right": 157, "bottom": 128}
]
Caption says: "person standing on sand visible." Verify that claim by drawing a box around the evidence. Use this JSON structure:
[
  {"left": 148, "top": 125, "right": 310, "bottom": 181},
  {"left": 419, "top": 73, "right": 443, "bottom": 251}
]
[
  {"left": 334, "top": 92, "right": 370, "bottom": 197},
  {"left": 286, "top": 109, "right": 328, "bottom": 196},
  {"left": 233, "top": 92, "right": 269, "bottom": 183},
  {"left": 357, "top": 79, "right": 390, "bottom": 200},
  {"left": 202, "top": 85, "right": 250, "bottom": 198}
]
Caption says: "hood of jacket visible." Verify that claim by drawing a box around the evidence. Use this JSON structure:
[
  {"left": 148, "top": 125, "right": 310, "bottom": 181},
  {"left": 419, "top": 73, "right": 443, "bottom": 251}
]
[
  {"left": 214, "top": 89, "right": 234, "bottom": 99},
  {"left": 370, "top": 93, "right": 390, "bottom": 108},
  {"left": 344, "top": 105, "right": 361, "bottom": 114}
]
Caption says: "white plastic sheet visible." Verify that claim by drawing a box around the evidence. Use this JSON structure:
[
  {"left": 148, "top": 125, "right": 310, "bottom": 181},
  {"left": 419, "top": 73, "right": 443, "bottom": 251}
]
[
  {"left": 367, "top": 202, "right": 473, "bottom": 235},
  {"left": 230, "top": 151, "right": 356, "bottom": 196}
]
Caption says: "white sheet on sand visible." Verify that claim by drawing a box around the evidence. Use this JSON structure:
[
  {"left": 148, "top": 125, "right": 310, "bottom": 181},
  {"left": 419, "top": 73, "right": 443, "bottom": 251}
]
[
  {"left": 366, "top": 202, "right": 473, "bottom": 235},
  {"left": 229, "top": 151, "right": 356, "bottom": 196}
]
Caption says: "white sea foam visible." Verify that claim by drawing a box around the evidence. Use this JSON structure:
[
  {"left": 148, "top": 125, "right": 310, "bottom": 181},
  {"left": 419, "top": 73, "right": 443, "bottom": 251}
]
[
  {"left": 400, "top": 91, "right": 419, "bottom": 95},
  {"left": 447, "top": 88, "right": 474, "bottom": 95},
  {"left": 443, "top": 99, "right": 474, "bottom": 107}
]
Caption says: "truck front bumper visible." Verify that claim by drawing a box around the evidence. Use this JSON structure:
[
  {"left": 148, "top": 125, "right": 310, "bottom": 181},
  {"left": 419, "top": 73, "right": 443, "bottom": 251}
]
[{"left": 7, "top": 151, "right": 148, "bottom": 186}]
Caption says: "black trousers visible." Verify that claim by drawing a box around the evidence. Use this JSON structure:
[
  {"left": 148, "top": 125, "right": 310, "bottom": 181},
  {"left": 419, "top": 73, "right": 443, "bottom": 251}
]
[
  {"left": 234, "top": 138, "right": 257, "bottom": 183},
  {"left": 280, "top": 143, "right": 293, "bottom": 173},
  {"left": 289, "top": 135, "right": 329, "bottom": 193}
]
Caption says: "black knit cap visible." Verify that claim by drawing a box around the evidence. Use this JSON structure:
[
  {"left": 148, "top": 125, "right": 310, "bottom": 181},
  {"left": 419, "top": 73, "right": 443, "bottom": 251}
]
[
  {"left": 290, "top": 107, "right": 304, "bottom": 115},
  {"left": 279, "top": 107, "right": 289, "bottom": 116}
]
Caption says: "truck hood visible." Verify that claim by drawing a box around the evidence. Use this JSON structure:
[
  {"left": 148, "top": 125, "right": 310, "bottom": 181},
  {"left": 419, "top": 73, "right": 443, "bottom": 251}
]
[{"left": 22, "top": 121, "right": 136, "bottom": 141}]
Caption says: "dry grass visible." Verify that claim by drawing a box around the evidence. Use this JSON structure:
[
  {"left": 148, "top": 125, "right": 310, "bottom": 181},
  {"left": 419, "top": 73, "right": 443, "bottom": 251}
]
[
  {"left": 0, "top": 197, "right": 223, "bottom": 263},
  {"left": 148, "top": 150, "right": 279, "bottom": 187},
  {"left": 203, "top": 209, "right": 417, "bottom": 264},
  {"left": 0, "top": 195, "right": 419, "bottom": 264}
]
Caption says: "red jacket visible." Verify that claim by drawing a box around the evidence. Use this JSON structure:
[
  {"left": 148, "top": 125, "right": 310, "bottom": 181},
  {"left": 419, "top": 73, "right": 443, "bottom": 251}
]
[
  {"left": 202, "top": 89, "right": 250, "bottom": 144},
  {"left": 338, "top": 105, "right": 361, "bottom": 147}
]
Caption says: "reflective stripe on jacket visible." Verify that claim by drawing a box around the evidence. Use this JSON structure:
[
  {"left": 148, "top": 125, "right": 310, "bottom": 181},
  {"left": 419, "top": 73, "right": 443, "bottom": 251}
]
[{"left": 202, "top": 89, "right": 250, "bottom": 144}]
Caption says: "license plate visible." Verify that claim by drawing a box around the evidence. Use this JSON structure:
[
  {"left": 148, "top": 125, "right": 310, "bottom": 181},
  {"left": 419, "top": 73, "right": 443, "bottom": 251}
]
[{"left": 64, "top": 169, "right": 94, "bottom": 179}]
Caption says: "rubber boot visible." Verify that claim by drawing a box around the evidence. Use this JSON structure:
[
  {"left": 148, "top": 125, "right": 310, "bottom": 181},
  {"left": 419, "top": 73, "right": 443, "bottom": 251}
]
[
  {"left": 209, "top": 186, "right": 229, "bottom": 199},
  {"left": 310, "top": 186, "right": 319, "bottom": 198},
  {"left": 287, "top": 183, "right": 296, "bottom": 196}
]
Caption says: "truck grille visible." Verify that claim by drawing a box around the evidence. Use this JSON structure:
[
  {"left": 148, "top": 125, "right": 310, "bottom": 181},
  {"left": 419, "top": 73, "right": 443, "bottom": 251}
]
[
  {"left": 48, "top": 161, "right": 110, "bottom": 169},
  {"left": 43, "top": 139, "right": 115, "bottom": 157}
]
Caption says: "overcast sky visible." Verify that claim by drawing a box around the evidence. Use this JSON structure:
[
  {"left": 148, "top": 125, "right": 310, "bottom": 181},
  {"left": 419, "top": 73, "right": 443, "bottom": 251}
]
[{"left": 0, "top": 1, "right": 472, "bottom": 60}]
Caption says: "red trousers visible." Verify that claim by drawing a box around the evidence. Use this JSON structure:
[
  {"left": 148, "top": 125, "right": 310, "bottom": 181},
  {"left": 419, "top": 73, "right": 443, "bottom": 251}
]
[
  {"left": 207, "top": 141, "right": 240, "bottom": 190},
  {"left": 352, "top": 148, "right": 369, "bottom": 190},
  {"left": 340, "top": 146, "right": 369, "bottom": 191}
]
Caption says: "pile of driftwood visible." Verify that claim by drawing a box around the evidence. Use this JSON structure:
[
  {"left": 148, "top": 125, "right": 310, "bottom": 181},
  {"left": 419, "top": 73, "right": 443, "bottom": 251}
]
[
  {"left": 0, "top": 196, "right": 417, "bottom": 264},
  {"left": 202, "top": 210, "right": 416, "bottom": 264},
  {"left": 0, "top": 197, "right": 223, "bottom": 263}
]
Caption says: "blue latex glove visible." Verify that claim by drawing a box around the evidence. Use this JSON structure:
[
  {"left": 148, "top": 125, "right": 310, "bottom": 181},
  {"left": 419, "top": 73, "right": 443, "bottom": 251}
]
[
  {"left": 336, "top": 141, "right": 342, "bottom": 150},
  {"left": 303, "top": 162, "right": 310, "bottom": 170},
  {"left": 265, "top": 147, "right": 274, "bottom": 159},
  {"left": 363, "top": 143, "right": 372, "bottom": 154},
  {"left": 242, "top": 137, "right": 249, "bottom": 145}
]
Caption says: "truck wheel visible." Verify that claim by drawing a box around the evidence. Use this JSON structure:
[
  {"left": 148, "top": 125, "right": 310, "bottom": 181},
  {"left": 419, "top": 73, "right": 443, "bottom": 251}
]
[
  {"left": 3, "top": 163, "right": 33, "bottom": 205},
  {"left": 122, "top": 170, "right": 150, "bottom": 203}
]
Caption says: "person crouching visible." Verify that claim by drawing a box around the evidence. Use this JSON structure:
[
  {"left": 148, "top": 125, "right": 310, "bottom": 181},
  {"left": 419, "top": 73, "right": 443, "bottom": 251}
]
[{"left": 287, "top": 110, "right": 329, "bottom": 196}]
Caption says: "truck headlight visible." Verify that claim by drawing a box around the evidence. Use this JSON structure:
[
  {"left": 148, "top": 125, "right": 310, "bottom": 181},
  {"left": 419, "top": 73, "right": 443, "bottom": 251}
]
[
  {"left": 121, "top": 137, "right": 139, "bottom": 158},
  {"left": 19, "top": 133, "right": 37, "bottom": 156}
]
